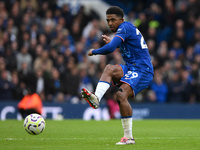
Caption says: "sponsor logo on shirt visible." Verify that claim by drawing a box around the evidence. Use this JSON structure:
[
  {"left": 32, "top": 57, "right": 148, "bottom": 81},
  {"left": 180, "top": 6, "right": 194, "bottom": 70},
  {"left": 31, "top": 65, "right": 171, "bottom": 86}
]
[{"left": 117, "top": 28, "right": 122, "bottom": 33}]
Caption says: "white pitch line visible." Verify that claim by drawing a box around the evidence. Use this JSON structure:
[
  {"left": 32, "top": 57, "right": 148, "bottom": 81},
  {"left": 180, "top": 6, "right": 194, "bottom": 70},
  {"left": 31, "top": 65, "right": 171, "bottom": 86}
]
[{"left": 1, "top": 137, "right": 200, "bottom": 141}]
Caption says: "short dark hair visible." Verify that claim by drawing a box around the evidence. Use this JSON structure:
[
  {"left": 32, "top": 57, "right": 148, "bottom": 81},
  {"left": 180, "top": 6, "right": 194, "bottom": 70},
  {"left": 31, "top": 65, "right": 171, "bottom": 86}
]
[{"left": 106, "top": 6, "right": 124, "bottom": 18}]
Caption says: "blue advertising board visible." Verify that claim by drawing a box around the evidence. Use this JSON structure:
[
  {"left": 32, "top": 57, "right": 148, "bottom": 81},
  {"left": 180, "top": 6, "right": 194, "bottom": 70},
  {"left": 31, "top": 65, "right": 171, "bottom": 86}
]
[{"left": 0, "top": 101, "right": 200, "bottom": 120}]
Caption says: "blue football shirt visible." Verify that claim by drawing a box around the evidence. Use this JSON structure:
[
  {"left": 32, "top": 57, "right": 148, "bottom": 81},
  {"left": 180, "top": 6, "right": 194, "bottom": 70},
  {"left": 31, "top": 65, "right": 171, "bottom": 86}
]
[
  {"left": 115, "top": 21, "right": 153, "bottom": 74},
  {"left": 92, "top": 21, "right": 154, "bottom": 75}
]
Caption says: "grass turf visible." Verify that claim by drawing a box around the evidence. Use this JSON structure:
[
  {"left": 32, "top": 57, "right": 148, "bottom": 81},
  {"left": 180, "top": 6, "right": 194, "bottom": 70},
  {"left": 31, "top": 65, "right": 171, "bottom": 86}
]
[{"left": 0, "top": 120, "right": 200, "bottom": 150}]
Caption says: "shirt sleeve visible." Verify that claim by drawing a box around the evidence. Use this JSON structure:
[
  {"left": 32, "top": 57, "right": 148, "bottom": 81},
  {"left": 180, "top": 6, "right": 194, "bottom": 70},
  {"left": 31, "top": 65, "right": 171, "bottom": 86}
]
[
  {"left": 115, "top": 24, "right": 127, "bottom": 42},
  {"left": 92, "top": 36, "right": 122, "bottom": 55}
]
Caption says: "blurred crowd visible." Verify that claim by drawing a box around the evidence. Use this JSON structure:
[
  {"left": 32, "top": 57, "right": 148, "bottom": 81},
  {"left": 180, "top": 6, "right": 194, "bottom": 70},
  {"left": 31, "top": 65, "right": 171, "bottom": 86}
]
[{"left": 0, "top": 0, "right": 200, "bottom": 104}]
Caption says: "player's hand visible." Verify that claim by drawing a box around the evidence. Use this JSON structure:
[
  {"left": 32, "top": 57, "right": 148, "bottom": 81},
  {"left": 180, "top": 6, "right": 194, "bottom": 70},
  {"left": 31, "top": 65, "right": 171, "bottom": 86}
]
[
  {"left": 88, "top": 49, "right": 94, "bottom": 56},
  {"left": 102, "top": 34, "right": 111, "bottom": 44}
]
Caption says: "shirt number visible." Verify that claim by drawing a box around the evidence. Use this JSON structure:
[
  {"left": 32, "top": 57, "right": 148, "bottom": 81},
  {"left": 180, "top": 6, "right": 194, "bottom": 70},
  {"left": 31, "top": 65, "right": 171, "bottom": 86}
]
[
  {"left": 125, "top": 71, "right": 138, "bottom": 79},
  {"left": 136, "top": 29, "right": 148, "bottom": 49}
]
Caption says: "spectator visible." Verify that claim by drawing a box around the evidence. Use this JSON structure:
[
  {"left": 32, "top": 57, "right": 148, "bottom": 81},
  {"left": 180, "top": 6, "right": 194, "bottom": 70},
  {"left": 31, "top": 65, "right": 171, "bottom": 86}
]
[
  {"left": 54, "top": 54, "right": 65, "bottom": 74},
  {"left": 82, "top": 19, "right": 102, "bottom": 40},
  {"left": 33, "top": 68, "right": 45, "bottom": 97},
  {"left": 4, "top": 47, "right": 17, "bottom": 72},
  {"left": 169, "top": 40, "right": 184, "bottom": 60},
  {"left": 60, "top": 38, "right": 75, "bottom": 54},
  {"left": 29, "top": 10, "right": 41, "bottom": 28},
  {"left": 10, "top": 41, "right": 19, "bottom": 55},
  {"left": 162, "top": 0, "right": 175, "bottom": 27},
  {"left": 38, "top": 33, "right": 49, "bottom": 50},
  {"left": 16, "top": 46, "right": 32, "bottom": 71},
  {"left": 87, "top": 61, "right": 99, "bottom": 91},
  {"left": 12, "top": 80, "right": 27, "bottom": 101},
  {"left": 170, "top": 19, "right": 187, "bottom": 49},
  {"left": 18, "top": 61, "right": 34, "bottom": 85},
  {"left": 61, "top": 4, "right": 72, "bottom": 30},
  {"left": 33, "top": 50, "right": 53, "bottom": 74},
  {"left": 61, "top": 56, "right": 80, "bottom": 100},
  {"left": 72, "top": 42, "right": 85, "bottom": 63},
  {"left": 11, "top": 71, "right": 25, "bottom": 100},
  {"left": 157, "top": 41, "right": 168, "bottom": 67},
  {"left": 18, "top": 31, "right": 30, "bottom": 49},
  {"left": 42, "top": 9, "right": 55, "bottom": 28},
  {"left": 168, "top": 71, "right": 183, "bottom": 103},
  {"left": 147, "top": 39, "right": 156, "bottom": 57},
  {"left": 29, "top": 23, "right": 40, "bottom": 40},
  {"left": 85, "top": 28, "right": 99, "bottom": 49},
  {"left": 2, "top": 32, "right": 10, "bottom": 49},
  {"left": 150, "top": 71, "right": 168, "bottom": 103},
  {"left": 45, "top": 67, "right": 61, "bottom": 101},
  {"left": 38, "top": 1, "right": 49, "bottom": 18},
  {"left": 0, "top": 70, "right": 14, "bottom": 100},
  {"left": 78, "top": 63, "right": 93, "bottom": 95},
  {"left": 180, "top": 69, "right": 193, "bottom": 103},
  {"left": 49, "top": 48, "right": 58, "bottom": 65},
  {"left": 70, "top": 5, "right": 90, "bottom": 42},
  {"left": 28, "top": 39, "right": 38, "bottom": 61},
  {"left": 5, "top": 18, "right": 18, "bottom": 42},
  {"left": 185, "top": 45, "right": 194, "bottom": 62},
  {"left": 10, "top": 2, "right": 21, "bottom": 28}
]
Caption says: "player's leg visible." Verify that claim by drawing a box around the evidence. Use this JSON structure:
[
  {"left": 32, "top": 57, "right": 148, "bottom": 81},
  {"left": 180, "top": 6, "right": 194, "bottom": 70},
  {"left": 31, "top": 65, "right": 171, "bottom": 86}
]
[
  {"left": 95, "top": 64, "right": 123, "bottom": 101},
  {"left": 98, "top": 64, "right": 123, "bottom": 84},
  {"left": 116, "top": 83, "right": 133, "bottom": 117},
  {"left": 82, "top": 64, "right": 122, "bottom": 109},
  {"left": 115, "top": 83, "right": 135, "bottom": 145},
  {"left": 115, "top": 69, "right": 153, "bottom": 145}
]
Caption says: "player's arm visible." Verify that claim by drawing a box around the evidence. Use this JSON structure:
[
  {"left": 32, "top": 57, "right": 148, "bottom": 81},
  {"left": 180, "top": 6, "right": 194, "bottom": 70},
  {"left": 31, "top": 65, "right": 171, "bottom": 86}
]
[{"left": 88, "top": 36, "right": 122, "bottom": 56}]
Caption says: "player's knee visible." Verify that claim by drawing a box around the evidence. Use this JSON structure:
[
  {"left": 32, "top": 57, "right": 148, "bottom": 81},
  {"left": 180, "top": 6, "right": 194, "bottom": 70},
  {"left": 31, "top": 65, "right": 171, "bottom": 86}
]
[{"left": 104, "top": 64, "right": 114, "bottom": 74}]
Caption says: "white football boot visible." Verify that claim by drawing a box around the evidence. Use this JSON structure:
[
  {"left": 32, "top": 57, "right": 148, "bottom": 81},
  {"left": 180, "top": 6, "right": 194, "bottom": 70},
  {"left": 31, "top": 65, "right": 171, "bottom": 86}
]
[
  {"left": 81, "top": 88, "right": 99, "bottom": 109},
  {"left": 116, "top": 137, "right": 135, "bottom": 145}
]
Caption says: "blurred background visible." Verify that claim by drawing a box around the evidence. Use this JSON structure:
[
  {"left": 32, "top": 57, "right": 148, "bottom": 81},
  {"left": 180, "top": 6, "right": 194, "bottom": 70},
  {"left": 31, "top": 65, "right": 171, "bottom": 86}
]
[{"left": 0, "top": 0, "right": 200, "bottom": 120}]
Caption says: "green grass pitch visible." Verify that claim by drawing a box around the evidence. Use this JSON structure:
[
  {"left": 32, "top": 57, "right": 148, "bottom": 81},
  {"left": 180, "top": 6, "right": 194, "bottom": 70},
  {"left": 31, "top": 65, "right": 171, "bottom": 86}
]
[{"left": 0, "top": 119, "right": 200, "bottom": 150}]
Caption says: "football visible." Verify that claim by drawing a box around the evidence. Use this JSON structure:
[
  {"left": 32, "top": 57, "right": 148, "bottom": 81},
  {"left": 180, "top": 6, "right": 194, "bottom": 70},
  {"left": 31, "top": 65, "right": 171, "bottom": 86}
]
[{"left": 24, "top": 113, "right": 45, "bottom": 135}]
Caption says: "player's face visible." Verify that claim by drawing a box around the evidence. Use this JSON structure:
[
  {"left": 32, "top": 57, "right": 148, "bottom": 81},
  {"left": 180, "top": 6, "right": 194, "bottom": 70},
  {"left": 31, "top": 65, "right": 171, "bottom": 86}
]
[{"left": 106, "top": 14, "right": 124, "bottom": 32}]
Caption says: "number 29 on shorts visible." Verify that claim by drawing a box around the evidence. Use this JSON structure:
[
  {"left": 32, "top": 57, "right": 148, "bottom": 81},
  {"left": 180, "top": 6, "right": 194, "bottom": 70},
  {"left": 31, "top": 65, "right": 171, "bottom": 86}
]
[{"left": 125, "top": 71, "right": 138, "bottom": 79}]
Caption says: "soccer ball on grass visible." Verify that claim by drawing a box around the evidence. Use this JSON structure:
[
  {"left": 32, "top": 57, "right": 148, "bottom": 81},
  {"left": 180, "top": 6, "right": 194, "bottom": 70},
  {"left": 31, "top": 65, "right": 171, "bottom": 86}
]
[{"left": 24, "top": 113, "right": 45, "bottom": 135}]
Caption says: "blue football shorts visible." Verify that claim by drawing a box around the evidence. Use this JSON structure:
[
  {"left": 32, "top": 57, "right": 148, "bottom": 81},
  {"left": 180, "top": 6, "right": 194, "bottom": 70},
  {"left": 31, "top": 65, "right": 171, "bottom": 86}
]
[{"left": 113, "top": 64, "right": 154, "bottom": 96}]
